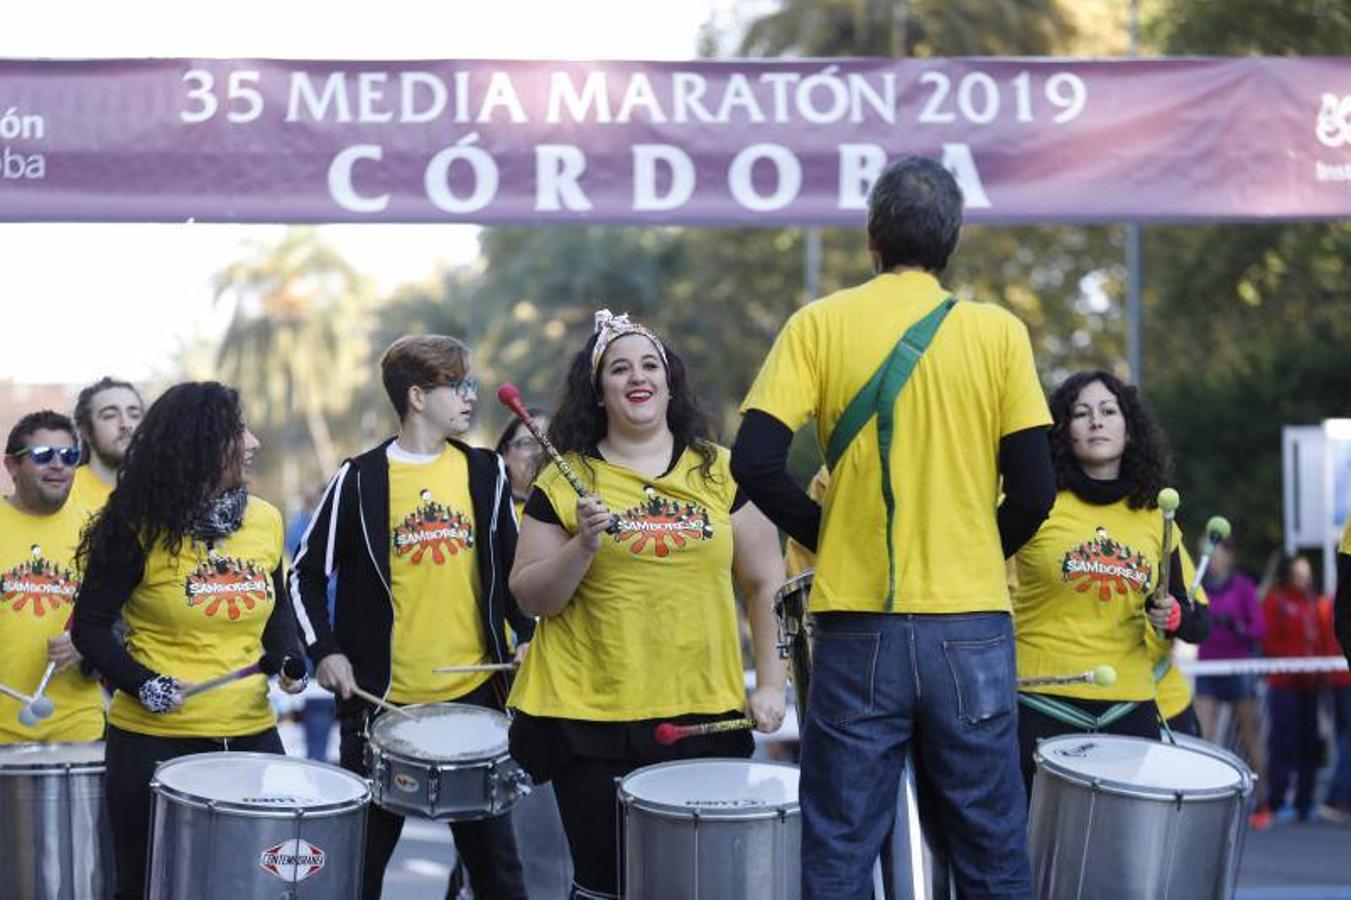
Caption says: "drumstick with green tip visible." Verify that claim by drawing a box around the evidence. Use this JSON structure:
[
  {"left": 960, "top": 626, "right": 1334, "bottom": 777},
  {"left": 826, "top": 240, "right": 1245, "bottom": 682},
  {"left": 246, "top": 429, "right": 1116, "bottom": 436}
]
[
  {"left": 1150, "top": 488, "right": 1181, "bottom": 630},
  {"left": 654, "top": 718, "right": 755, "bottom": 745},
  {"left": 1018, "top": 665, "right": 1117, "bottom": 689},
  {"left": 1188, "top": 515, "right": 1232, "bottom": 603}
]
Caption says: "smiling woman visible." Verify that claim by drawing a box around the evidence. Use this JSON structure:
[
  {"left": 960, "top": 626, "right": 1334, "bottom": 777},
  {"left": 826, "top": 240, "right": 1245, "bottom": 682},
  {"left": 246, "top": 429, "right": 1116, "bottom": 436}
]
[{"left": 505, "top": 310, "right": 788, "bottom": 900}]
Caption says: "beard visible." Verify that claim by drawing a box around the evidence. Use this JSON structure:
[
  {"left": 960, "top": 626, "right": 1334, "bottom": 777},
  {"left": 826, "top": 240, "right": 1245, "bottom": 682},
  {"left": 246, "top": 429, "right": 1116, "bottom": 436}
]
[{"left": 90, "top": 440, "right": 126, "bottom": 469}]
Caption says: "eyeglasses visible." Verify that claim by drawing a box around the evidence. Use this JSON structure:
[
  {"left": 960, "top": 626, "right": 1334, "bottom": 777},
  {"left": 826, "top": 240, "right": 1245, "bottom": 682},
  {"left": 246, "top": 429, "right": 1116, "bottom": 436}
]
[
  {"left": 11, "top": 445, "right": 81, "bottom": 467},
  {"left": 446, "top": 377, "right": 478, "bottom": 397},
  {"left": 507, "top": 436, "right": 541, "bottom": 453}
]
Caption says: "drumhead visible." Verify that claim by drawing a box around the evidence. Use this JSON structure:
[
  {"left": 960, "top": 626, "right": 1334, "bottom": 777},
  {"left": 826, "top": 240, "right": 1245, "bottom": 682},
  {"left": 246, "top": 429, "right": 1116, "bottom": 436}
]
[
  {"left": 620, "top": 759, "right": 799, "bottom": 819},
  {"left": 0, "top": 741, "right": 104, "bottom": 771},
  {"left": 1036, "top": 735, "right": 1244, "bottom": 797},
  {"left": 370, "top": 703, "right": 509, "bottom": 762},
  {"left": 153, "top": 752, "right": 368, "bottom": 810}
]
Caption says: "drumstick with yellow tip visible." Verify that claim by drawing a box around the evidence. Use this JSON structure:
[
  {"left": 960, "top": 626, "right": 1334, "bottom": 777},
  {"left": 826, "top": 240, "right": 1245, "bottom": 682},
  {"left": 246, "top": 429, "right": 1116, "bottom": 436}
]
[
  {"left": 1017, "top": 665, "right": 1117, "bottom": 689},
  {"left": 1188, "top": 515, "right": 1232, "bottom": 604},
  {"left": 1149, "top": 488, "right": 1181, "bottom": 632}
]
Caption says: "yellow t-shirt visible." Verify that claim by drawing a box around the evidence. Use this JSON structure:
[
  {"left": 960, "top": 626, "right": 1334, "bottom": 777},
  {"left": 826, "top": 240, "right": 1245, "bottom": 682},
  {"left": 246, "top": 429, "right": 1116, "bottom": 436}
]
[
  {"left": 109, "top": 498, "right": 283, "bottom": 737},
  {"left": 1015, "top": 490, "right": 1185, "bottom": 702},
  {"left": 387, "top": 445, "right": 488, "bottom": 703},
  {"left": 0, "top": 500, "right": 106, "bottom": 743},
  {"left": 1341, "top": 519, "right": 1351, "bottom": 555},
  {"left": 509, "top": 445, "right": 744, "bottom": 720},
  {"left": 67, "top": 466, "right": 113, "bottom": 520},
  {"left": 741, "top": 272, "right": 1051, "bottom": 614},
  {"left": 1148, "top": 544, "right": 1207, "bottom": 719}
]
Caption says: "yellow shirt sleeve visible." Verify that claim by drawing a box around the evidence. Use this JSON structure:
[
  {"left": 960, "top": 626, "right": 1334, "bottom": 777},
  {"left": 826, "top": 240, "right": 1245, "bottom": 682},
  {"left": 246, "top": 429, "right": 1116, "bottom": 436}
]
[
  {"left": 1341, "top": 519, "right": 1351, "bottom": 555},
  {"left": 741, "top": 308, "right": 819, "bottom": 431},
  {"left": 999, "top": 316, "right": 1053, "bottom": 437}
]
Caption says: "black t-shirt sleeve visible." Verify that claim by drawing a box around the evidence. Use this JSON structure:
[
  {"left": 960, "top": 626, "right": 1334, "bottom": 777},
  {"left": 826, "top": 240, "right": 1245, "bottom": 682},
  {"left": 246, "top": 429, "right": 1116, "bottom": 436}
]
[
  {"left": 523, "top": 488, "right": 562, "bottom": 526},
  {"left": 997, "top": 426, "right": 1056, "bottom": 558},
  {"left": 1335, "top": 552, "right": 1351, "bottom": 665},
  {"left": 729, "top": 410, "right": 821, "bottom": 550},
  {"left": 71, "top": 541, "right": 158, "bottom": 694},
  {"left": 731, "top": 488, "right": 748, "bottom": 514}
]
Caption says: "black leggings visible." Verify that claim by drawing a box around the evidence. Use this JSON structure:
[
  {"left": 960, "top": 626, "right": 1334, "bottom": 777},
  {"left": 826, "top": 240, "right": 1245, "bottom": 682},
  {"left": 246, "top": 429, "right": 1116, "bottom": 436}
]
[
  {"left": 551, "top": 756, "right": 639, "bottom": 899},
  {"left": 104, "top": 723, "right": 285, "bottom": 899}
]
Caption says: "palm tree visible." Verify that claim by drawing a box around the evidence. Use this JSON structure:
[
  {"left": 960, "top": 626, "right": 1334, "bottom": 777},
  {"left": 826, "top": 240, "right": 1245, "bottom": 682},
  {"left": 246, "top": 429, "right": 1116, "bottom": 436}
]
[{"left": 213, "top": 228, "right": 372, "bottom": 492}]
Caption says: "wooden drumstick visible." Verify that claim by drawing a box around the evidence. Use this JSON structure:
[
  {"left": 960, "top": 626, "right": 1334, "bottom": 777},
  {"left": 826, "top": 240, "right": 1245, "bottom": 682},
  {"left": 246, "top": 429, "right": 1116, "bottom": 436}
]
[
  {"left": 431, "top": 662, "right": 519, "bottom": 674},
  {"left": 351, "top": 686, "right": 414, "bottom": 719}
]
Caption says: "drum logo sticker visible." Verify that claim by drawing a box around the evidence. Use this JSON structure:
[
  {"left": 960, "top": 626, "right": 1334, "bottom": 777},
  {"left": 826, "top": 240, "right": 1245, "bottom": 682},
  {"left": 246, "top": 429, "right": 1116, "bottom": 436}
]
[
  {"left": 260, "top": 838, "right": 326, "bottom": 882},
  {"left": 393, "top": 490, "right": 475, "bottom": 565},
  {"left": 394, "top": 773, "right": 420, "bottom": 793},
  {"left": 613, "top": 486, "right": 714, "bottom": 557},
  {"left": 183, "top": 548, "right": 274, "bottom": 620},
  {"left": 1059, "top": 528, "right": 1152, "bottom": 602},
  {"left": 1, "top": 544, "right": 78, "bottom": 618}
]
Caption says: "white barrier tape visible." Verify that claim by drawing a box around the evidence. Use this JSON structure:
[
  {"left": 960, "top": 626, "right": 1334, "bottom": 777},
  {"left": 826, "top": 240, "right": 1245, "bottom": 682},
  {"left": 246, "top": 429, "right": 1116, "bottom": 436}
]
[{"left": 1178, "top": 656, "right": 1349, "bottom": 677}]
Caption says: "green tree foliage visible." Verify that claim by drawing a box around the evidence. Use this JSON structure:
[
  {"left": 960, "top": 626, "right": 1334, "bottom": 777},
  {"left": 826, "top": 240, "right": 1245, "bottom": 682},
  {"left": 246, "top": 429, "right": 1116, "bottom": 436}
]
[{"left": 212, "top": 228, "right": 373, "bottom": 501}]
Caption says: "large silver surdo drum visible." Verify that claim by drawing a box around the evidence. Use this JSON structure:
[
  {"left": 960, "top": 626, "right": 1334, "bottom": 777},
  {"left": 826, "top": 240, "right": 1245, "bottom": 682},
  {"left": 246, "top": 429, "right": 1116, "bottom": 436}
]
[
  {"left": 0, "top": 742, "right": 113, "bottom": 900},
  {"left": 148, "top": 752, "right": 369, "bottom": 899},
  {"left": 1029, "top": 734, "right": 1253, "bottom": 900},
  {"left": 621, "top": 759, "right": 800, "bottom": 900}
]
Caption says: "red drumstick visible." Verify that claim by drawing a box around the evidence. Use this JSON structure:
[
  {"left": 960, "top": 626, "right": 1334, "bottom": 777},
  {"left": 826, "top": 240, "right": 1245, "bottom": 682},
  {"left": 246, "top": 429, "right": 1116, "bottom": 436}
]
[
  {"left": 497, "top": 383, "right": 618, "bottom": 534},
  {"left": 654, "top": 718, "right": 756, "bottom": 745}
]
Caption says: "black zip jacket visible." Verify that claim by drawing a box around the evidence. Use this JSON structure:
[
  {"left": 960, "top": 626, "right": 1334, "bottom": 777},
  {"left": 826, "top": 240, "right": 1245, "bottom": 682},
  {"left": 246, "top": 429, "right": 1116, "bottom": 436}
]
[{"left": 289, "top": 438, "right": 535, "bottom": 705}]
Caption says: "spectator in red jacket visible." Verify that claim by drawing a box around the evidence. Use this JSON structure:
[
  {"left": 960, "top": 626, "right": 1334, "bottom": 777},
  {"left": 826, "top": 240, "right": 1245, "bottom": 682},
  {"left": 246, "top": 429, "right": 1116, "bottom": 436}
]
[{"left": 1262, "top": 555, "right": 1325, "bottom": 822}]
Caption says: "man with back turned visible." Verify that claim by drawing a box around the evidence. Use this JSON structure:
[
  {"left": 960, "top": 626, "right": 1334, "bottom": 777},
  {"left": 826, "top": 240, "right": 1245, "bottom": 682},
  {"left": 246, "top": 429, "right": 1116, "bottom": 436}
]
[{"left": 732, "top": 156, "right": 1056, "bottom": 898}]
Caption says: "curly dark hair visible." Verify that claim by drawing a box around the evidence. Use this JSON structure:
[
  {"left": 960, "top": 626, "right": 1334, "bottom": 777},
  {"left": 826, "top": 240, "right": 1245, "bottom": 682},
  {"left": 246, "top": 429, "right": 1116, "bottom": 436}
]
[
  {"left": 546, "top": 330, "right": 720, "bottom": 484},
  {"left": 1048, "top": 370, "right": 1173, "bottom": 510},
  {"left": 78, "top": 382, "right": 245, "bottom": 569}
]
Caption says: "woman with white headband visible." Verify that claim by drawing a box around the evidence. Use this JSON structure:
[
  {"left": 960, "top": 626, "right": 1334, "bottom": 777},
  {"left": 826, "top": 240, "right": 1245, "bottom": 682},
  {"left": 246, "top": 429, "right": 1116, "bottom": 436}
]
[{"left": 507, "top": 311, "right": 788, "bottom": 900}]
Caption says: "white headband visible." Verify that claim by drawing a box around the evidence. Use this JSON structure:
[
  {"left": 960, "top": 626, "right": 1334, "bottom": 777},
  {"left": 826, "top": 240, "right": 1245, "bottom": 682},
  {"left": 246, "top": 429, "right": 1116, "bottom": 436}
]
[{"left": 591, "top": 309, "right": 667, "bottom": 377}]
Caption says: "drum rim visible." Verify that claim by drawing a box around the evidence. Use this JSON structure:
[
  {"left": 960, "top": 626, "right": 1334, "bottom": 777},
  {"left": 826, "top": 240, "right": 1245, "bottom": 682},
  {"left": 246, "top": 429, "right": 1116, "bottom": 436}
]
[
  {"left": 150, "top": 751, "right": 370, "bottom": 816},
  {"left": 368, "top": 701, "right": 510, "bottom": 762},
  {"left": 1166, "top": 734, "right": 1256, "bottom": 794},
  {"left": 1033, "top": 734, "right": 1247, "bottom": 800},
  {"left": 371, "top": 745, "right": 515, "bottom": 772},
  {"left": 618, "top": 757, "right": 800, "bottom": 820},
  {"left": 0, "top": 739, "right": 105, "bottom": 773},
  {"left": 775, "top": 570, "right": 814, "bottom": 599}
]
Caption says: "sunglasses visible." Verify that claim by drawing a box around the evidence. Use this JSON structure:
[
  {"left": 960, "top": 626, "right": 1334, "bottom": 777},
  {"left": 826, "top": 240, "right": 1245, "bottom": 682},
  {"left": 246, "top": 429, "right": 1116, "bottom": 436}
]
[{"left": 11, "top": 445, "right": 81, "bottom": 467}]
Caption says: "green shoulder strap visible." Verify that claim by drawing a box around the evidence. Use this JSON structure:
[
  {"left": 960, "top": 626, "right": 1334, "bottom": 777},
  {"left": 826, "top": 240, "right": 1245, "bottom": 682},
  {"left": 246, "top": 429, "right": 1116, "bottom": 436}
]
[{"left": 823, "top": 296, "right": 957, "bottom": 609}]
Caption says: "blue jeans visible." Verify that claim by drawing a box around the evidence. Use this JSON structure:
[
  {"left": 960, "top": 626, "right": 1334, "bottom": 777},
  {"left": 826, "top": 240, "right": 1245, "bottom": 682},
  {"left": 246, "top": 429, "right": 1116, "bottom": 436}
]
[{"left": 800, "top": 611, "right": 1032, "bottom": 900}]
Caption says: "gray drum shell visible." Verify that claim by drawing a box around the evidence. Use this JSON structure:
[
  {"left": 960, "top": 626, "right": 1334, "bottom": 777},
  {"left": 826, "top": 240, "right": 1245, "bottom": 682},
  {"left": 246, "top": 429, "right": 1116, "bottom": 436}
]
[
  {"left": 366, "top": 703, "right": 526, "bottom": 821},
  {"left": 0, "top": 742, "right": 113, "bottom": 900},
  {"left": 368, "top": 745, "right": 525, "bottom": 821},
  {"left": 1029, "top": 736, "right": 1252, "bottom": 900},
  {"left": 620, "top": 759, "right": 800, "bottom": 900},
  {"left": 147, "top": 753, "right": 368, "bottom": 900}
]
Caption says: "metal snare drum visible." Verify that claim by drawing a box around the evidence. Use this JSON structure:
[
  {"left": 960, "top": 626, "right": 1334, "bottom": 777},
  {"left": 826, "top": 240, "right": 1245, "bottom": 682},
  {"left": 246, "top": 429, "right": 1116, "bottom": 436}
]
[
  {"left": 620, "top": 758, "right": 800, "bottom": 900},
  {"left": 1029, "top": 734, "right": 1252, "bottom": 900},
  {"left": 148, "top": 751, "right": 369, "bottom": 899},
  {"left": 0, "top": 742, "right": 112, "bottom": 900},
  {"left": 367, "top": 702, "right": 527, "bottom": 821}
]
